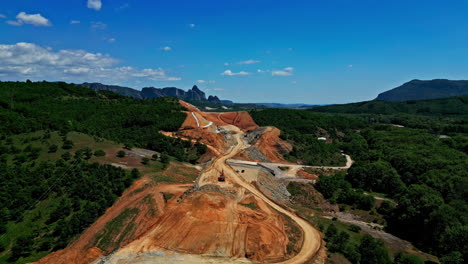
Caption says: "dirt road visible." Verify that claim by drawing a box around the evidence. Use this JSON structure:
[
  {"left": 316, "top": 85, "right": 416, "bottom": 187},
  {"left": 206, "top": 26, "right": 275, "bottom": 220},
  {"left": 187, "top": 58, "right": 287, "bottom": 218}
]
[{"left": 197, "top": 131, "right": 322, "bottom": 264}]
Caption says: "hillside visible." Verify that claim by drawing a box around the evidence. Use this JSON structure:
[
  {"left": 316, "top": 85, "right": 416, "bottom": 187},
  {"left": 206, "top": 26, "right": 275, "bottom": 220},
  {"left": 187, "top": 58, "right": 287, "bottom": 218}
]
[
  {"left": 0, "top": 81, "right": 208, "bottom": 263},
  {"left": 250, "top": 107, "right": 467, "bottom": 264},
  {"left": 0, "top": 81, "right": 206, "bottom": 162},
  {"left": 80, "top": 83, "right": 222, "bottom": 104},
  {"left": 375, "top": 79, "right": 468, "bottom": 101},
  {"left": 311, "top": 95, "right": 468, "bottom": 115}
]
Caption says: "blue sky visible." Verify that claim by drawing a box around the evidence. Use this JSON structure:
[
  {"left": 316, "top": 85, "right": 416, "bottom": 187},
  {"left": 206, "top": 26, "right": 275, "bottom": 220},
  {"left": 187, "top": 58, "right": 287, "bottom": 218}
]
[{"left": 1, "top": 0, "right": 468, "bottom": 103}]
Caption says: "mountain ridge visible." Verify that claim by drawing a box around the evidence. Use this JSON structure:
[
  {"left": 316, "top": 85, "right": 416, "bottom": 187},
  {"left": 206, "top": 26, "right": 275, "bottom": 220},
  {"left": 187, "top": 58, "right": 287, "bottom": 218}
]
[
  {"left": 375, "top": 79, "right": 468, "bottom": 101},
  {"left": 80, "top": 82, "right": 222, "bottom": 104}
]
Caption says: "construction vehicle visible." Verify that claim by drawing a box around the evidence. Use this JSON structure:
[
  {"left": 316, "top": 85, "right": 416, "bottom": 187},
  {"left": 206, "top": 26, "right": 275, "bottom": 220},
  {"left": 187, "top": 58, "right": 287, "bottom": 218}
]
[{"left": 218, "top": 170, "right": 226, "bottom": 182}]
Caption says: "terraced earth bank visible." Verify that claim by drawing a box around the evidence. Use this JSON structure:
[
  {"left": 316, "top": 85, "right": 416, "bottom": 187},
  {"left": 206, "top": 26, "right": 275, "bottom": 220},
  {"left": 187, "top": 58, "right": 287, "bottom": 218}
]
[{"left": 31, "top": 101, "right": 324, "bottom": 264}]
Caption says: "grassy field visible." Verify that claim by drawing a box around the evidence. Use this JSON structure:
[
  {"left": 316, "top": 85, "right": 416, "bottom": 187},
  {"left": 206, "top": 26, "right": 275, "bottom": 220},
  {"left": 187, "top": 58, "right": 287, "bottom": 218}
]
[{"left": 151, "top": 161, "right": 200, "bottom": 183}]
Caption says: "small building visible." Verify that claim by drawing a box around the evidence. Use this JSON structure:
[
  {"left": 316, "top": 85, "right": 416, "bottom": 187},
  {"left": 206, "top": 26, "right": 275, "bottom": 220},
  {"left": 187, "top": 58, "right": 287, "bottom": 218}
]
[{"left": 317, "top": 137, "right": 327, "bottom": 141}]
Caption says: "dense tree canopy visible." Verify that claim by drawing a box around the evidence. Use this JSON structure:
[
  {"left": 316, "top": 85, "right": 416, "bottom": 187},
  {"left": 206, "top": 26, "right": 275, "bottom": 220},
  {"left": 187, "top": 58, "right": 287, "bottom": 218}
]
[{"left": 0, "top": 81, "right": 205, "bottom": 162}]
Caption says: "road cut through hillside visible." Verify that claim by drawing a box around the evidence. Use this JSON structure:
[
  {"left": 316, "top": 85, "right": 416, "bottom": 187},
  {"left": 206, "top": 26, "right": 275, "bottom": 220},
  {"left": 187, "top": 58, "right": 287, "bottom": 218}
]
[{"left": 197, "top": 130, "right": 322, "bottom": 264}]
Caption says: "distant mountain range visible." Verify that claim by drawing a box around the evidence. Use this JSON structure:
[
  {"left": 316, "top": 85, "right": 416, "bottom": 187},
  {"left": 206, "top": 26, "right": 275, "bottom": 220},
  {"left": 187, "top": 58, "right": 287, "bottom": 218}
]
[
  {"left": 255, "top": 103, "right": 318, "bottom": 109},
  {"left": 375, "top": 79, "right": 468, "bottom": 101},
  {"left": 312, "top": 94, "right": 468, "bottom": 115},
  {"left": 80, "top": 83, "right": 222, "bottom": 104}
]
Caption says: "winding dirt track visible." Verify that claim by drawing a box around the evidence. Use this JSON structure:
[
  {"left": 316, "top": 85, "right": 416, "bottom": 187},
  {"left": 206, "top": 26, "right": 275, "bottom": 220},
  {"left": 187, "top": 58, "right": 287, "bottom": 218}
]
[{"left": 198, "top": 131, "right": 322, "bottom": 264}]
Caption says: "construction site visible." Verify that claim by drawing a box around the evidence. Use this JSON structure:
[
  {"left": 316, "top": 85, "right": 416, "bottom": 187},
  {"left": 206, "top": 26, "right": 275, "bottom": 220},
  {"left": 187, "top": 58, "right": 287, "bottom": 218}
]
[{"left": 30, "top": 100, "right": 357, "bottom": 264}]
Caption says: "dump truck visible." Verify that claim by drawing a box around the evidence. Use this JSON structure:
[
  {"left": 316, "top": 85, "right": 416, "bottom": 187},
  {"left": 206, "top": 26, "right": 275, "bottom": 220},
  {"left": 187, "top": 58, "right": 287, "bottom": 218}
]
[{"left": 218, "top": 170, "right": 225, "bottom": 182}]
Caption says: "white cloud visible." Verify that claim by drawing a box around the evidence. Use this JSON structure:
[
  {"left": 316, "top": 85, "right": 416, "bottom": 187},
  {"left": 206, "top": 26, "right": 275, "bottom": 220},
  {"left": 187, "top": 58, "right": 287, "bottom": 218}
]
[
  {"left": 0, "top": 14, "right": 6, "bottom": 19},
  {"left": 189, "top": 23, "right": 195, "bottom": 28},
  {"left": 64, "top": 67, "right": 91, "bottom": 74},
  {"left": 6, "top": 21, "right": 22, "bottom": 26},
  {"left": 257, "top": 69, "right": 269, "bottom": 73},
  {"left": 162, "top": 46, "right": 172, "bottom": 51},
  {"left": 224, "top": 62, "right": 229, "bottom": 66},
  {"left": 221, "top": 70, "right": 250, "bottom": 76},
  {"left": 197, "top": 80, "right": 216, "bottom": 84},
  {"left": 87, "top": 0, "right": 102, "bottom": 11},
  {"left": 271, "top": 70, "right": 292, "bottom": 76},
  {"left": 6, "top": 12, "right": 51, "bottom": 27},
  {"left": 91, "top": 21, "right": 106, "bottom": 30},
  {"left": 0, "top": 42, "right": 180, "bottom": 82},
  {"left": 104, "top": 37, "right": 116, "bottom": 43},
  {"left": 272, "top": 67, "right": 294, "bottom": 76},
  {"left": 237, "top": 59, "right": 260, "bottom": 65},
  {"left": 70, "top": 20, "right": 80, "bottom": 24},
  {"left": 347, "top": 64, "right": 353, "bottom": 68}
]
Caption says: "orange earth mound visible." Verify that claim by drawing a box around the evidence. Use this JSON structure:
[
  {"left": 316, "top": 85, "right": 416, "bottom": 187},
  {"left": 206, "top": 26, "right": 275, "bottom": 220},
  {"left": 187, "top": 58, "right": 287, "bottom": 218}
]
[
  {"left": 179, "top": 100, "right": 259, "bottom": 131},
  {"left": 30, "top": 177, "right": 192, "bottom": 264},
  {"left": 32, "top": 102, "right": 300, "bottom": 264},
  {"left": 114, "top": 190, "right": 289, "bottom": 262},
  {"left": 253, "top": 127, "right": 292, "bottom": 163}
]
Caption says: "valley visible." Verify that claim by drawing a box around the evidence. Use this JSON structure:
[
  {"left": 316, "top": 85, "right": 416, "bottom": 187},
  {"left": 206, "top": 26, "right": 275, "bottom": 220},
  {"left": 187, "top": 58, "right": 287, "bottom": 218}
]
[
  {"left": 29, "top": 101, "right": 327, "bottom": 264},
  {"left": 0, "top": 81, "right": 465, "bottom": 264}
]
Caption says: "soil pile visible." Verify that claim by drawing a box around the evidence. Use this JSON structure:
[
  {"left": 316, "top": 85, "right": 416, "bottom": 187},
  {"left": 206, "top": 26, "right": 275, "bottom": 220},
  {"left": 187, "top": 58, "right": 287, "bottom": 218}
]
[
  {"left": 104, "top": 190, "right": 289, "bottom": 262},
  {"left": 31, "top": 178, "right": 191, "bottom": 264}
]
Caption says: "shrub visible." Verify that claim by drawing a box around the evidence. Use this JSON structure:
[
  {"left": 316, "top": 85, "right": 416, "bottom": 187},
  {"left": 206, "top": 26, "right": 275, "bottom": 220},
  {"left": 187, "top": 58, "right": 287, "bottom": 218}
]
[
  {"left": 48, "top": 144, "right": 58, "bottom": 153},
  {"left": 62, "top": 139, "right": 74, "bottom": 150},
  {"left": 349, "top": 224, "right": 361, "bottom": 232},
  {"left": 94, "top": 149, "right": 106, "bottom": 157}
]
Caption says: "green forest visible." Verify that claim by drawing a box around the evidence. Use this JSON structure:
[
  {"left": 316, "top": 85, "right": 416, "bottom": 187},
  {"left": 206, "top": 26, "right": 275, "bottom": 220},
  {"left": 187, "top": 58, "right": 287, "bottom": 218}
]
[
  {"left": 311, "top": 95, "right": 468, "bottom": 116},
  {"left": 250, "top": 108, "right": 364, "bottom": 166},
  {"left": 0, "top": 81, "right": 206, "bottom": 263},
  {"left": 0, "top": 81, "right": 206, "bottom": 162},
  {"left": 252, "top": 98, "right": 467, "bottom": 264}
]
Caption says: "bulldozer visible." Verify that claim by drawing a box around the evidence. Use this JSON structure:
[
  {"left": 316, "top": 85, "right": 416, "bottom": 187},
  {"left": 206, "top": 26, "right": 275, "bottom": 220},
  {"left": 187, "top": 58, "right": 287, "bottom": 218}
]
[{"left": 218, "top": 170, "right": 225, "bottom": 182}]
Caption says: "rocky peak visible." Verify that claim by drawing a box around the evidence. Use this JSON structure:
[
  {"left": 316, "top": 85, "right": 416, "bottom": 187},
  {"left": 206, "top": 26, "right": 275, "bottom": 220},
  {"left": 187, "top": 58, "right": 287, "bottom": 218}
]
[{"left": 208, "top": 95, "right": 221, "bottom": 104}]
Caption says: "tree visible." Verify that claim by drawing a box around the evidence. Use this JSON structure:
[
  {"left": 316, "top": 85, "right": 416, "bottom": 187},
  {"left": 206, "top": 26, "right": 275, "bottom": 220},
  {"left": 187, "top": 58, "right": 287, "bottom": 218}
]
[
  {"left": 9, "top": 235, "right": 34, "bottom": 261},
  {"left": 394, "top": 252, "right": 424, "bottom": 264},
  {"left": 358, "top": 235, "right": 391, "bottom": 264},
  {"left": 347, "top": 161, "right": 405, "bottom": 197},
  {"left": 131, "top": 168, "right": 141, "bottom": 179},
  {"left": 152, "top": 153, "right": 159, "bottom": 160},
  {"left": 329, "top": 231, "right": 350, "bottom": 253},
  {"left": 61, "top": 151, "right": 71, "bottom": 161},
  {"left": 440, "top": 251, "right": 463, "bottom": 264},
  {"left": 48, "top": 144, "right": 58, "bottom": 153},
  {"left": 160, "top": 152, "right": 170, "bottom": 164},
  {"left": 348, "top": 225, "right": 361, "bottom": 233},
  {"left": 325, "top": 224, "right": 338, "bottom": 240},
  {"left": 124, "top": 143, "right": 133, "bottom": 150},
  {"left": 387, "top": 184, "right": 444, "bottom": 243},
  {"left": 141, "top": 157, "right": 150, "bottom": 165},
  {"left": 94, "top": 149, "right": 106, "bottom": 157},
  {"left": 117, "top": 150, "right": 126, "bottom": 158},
  {"left": 82, "top": 147, "right": 93, "bottom": 160},
  {"left": 62, "top": 139, "right": 74, "bottom": 150}
]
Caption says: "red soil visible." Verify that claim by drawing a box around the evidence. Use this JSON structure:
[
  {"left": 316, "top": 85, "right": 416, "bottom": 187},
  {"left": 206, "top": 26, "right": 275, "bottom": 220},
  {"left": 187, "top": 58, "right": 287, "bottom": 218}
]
[
  {"left": 255, "top": 127, "right": 292, "bottom": 163},
  {"left": 33, "top": 101, "right": 296, "bottom": 264},
  {"left": 179, "top": 100, "right": 259, "bottom": 131},
  {"left": 297, "top": 169, "right": 318, "bottom": 180},
  {"left": 116, "top": 191, "right": 289, "bottom": 262},
  {"left": 31, "top": 178, "right": 192, "bottom": 264}
]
